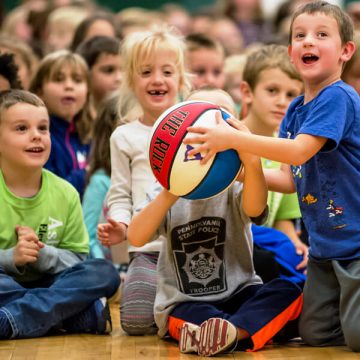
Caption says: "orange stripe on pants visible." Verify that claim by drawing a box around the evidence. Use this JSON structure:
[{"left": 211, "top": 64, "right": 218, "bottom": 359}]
[
  {"left": 168, "top": 316, "right": 188, "bottom": 341},
  {"left": 249, "top": 293, "right": 303, "bottom": 352}
]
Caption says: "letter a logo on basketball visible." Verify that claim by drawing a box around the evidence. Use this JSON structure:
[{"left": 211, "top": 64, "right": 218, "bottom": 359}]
[{"left": 184, "top": 144, "right": 203, "bottom": 162}]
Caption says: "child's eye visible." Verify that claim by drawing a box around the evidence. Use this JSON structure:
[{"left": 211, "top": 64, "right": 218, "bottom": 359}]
[
  {"left": 194, "top": 68, "right": 206, "bottom": 76},
  {"left": 101, "top": 66, "right": 115, "bottom": 74},
  {"left": 164, "top": 70, "right": 173, "bottom": 76},
  {"left": 15, "top": 125, "right": 27, "bottom": 132},
  {"left": 38, "top": 125, "right": 49, "bottom": 132},
  {"left": 53, "top": 74, "right": 64, "bottom": 82},
  {"left": 267, "top": 87, "right": 277, "bottom": 94},
  {"left": 294, "top": 32, "right": 305, "bottom": 39},
  {"left": 287, "top": 91, "right": 299, "bottom": 99},
  {"left": 73, "top": 75, "right": 85, "bottom": 83},
  {"left": 318, "top": 32, "right": 328, "bottom": 38}
]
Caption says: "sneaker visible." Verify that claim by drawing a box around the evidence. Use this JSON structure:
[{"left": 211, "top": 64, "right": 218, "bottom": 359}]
[
  {"left": 179, "top": 318, "right": 238, "bottom": 357},
  {"left": 64, "top": 297, "right": 112, "bottom": 335},
  {"left": 179, "top": 322, "right": 200, "bottom": 353},
  {"left": 0, "top": 310, "right": 12, "bottom": 339}
]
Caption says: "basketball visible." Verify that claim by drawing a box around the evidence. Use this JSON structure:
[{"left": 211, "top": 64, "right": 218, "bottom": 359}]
[{"left": 148, "top": 100, "right": 242, "bottom": 200}]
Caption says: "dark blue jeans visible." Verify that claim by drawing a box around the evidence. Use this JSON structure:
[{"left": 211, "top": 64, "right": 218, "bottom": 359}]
[{"left": 0, "top": 259, "right": 120, "bottom": 338}]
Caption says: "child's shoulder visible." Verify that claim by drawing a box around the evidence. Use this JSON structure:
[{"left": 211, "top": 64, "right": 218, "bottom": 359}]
[
  {"left": 112, "top": 119, "right": 139, "bottom": 133},
  {"left": 322, "top": 80, "right": 359, "bottom": 100},
  {"left": 42, "top": 169, "right": 79, "bottom": 199}
]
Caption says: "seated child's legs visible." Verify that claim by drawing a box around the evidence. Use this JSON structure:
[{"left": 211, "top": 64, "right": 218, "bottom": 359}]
[
  {"left": 0, "top": 259, "right": 120, "bottom": 338},
  {"left": 169, "top": 279, "right": 302, "bottom": 353},
  {"left": 333, "top": 259, "right": 360, "bottom": 351},
  {"left": 299, "top": 258, "right": 345, "bottom": 347},
  {"left": 120, "top": 252, "right": 158, "bottom": 335},
  {"left": 0, "top": 267, "right": 27, "bottom": 307}
]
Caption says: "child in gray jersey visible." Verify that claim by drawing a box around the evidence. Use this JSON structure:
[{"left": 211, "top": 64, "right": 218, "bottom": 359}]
[{"left": 127, "top": 89, "right": 303, "bottom": 357}]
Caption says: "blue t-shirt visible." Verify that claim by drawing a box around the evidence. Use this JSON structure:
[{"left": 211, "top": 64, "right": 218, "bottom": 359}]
[{"left": 279, "top": 80, "right": 360, "bottom": 260}]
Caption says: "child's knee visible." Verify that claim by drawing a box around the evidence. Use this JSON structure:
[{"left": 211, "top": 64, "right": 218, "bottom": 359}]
[
  {"left": 120, "top": 313, "right": 157, "bottom": 335},
  {"left": 86, "top": 259, "right": 120, "bottom": 292},
  {"left": 343, "top": 324, "right": 360, "bottom": 351}
]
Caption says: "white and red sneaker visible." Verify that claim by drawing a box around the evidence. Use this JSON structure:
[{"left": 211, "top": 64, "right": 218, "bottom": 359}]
[{"left": 179, "top": 318, "right": 238, "bottom": 357}]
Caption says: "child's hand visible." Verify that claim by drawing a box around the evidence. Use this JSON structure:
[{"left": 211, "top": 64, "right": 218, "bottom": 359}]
[
  {"left": 294, "top": 240, "right": 309, "bottom": 272},
  {"left": 184, "top": 111, "right": 238, "bottom": 164},
  {"left": 97, "top": 218, "right": 127, "bottom": 247},
  {"left": 13, "top": 225, "right": 44, "bottom": 266}
]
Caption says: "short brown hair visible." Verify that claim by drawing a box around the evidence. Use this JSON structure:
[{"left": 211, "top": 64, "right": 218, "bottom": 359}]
[
  {"left": 29, "top": 49, "right": 88, "bottom": 95},
  {"left": 243, "top": 44, "right": 301, "bottom": 90},
  {"left": 0, "top": 89, "right": 45, "bottom": 123},
  {"left": 289, "top": 1, "right": 354, "bottom": 45}
]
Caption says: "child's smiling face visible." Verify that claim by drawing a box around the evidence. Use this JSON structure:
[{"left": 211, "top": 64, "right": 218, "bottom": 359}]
[
  {"left": 289, "top": 12, "right": 352, "bottom": 87},
  {"left": 0, "top": 103, "right": 51, "bottom": 172}
]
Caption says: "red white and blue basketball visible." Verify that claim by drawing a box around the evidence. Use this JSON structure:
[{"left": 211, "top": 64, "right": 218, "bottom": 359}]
[{"left": 148, "top": 100, "right": 242, "bottom": 200}]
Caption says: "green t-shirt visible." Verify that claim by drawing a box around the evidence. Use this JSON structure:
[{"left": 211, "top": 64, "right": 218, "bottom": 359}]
[
  {"left": 262, "top": 158, "right": 301, "bottom": 227},
  {"left": 0, "top": 169, "right": 89, "bottom": 253}
]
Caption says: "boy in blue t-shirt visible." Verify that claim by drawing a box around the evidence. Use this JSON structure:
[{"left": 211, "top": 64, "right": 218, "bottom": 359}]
[
  {"left": 184, "top": 1, "right": 360, "bottom": 352},
  {"left": 0, "top": 89, "right": 120, "bottom": 339}
]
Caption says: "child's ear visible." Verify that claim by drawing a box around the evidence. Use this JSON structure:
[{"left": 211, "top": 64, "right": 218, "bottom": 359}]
[
  {"left": 341, "top": 41, "right": 356, "bottom": 63},
  {"left": 240, "top": 81, "right": 253, "bottom": 105},
  {"left": 288, "top": 45, "right": 294, "bottom": 63}
]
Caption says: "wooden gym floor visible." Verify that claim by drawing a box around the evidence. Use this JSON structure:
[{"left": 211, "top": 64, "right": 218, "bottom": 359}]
[{"left": 0, "top": 303, "right": 359, "bottom": 360}]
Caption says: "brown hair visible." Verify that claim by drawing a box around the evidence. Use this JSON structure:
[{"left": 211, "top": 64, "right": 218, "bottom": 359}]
[
  {"left": 29, "top": 50, "right": 91, "bottom": 144},
  {"left": 289, "top": 1, "right": 354, "bottom": 45},
  {"left": 243, "top": 44, "right": 301, "bottom": 90},
  {"left": 0, "top": 89, "right": 45, "bottom": 123},
  {"left": 86, "top": 93, "right": 120, "bottom": 181}
]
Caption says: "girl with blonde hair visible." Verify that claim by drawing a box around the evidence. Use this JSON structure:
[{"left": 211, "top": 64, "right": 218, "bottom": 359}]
[{"left": 98, "top": 25, "right": 190, "bottom": 335}]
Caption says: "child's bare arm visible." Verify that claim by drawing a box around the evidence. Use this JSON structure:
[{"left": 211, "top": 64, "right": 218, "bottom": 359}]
[
  {"left": 264, "top": 164, "right": 296, "bottom": 194},
  {"left": 127, "top": 189, "right": 178, "bottom": 247},
  {"left": 184, "top": 112, "right": 327, "bottom": 166},
  {"left": 241, "top": 154, "right": 268, "bottom": 219}
]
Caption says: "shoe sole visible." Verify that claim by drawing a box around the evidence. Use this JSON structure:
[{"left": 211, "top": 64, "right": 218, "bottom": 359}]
[
  {"left": 97, "top": 298, "right": 112, "bottom": 334},
  {"left": 179, "top": 322, "right": 200, "bottom": 353},
  {"left": 198, "top": 318, "right": 237, "bottom": 357}
]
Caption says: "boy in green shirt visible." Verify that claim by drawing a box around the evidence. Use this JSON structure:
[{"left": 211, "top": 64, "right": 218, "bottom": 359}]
[{"left": 0, "top": 89, "right": 120, "bottom": 339}]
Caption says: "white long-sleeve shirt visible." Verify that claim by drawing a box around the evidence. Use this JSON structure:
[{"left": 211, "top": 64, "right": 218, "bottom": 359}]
[{"left": 107, "top": 119, "right": 162, "bottom": 253}]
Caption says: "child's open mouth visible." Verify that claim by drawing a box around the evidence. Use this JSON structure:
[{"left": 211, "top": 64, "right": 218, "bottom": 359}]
[
  {"left": 148, "top": 90, "right": 167, "bottom": 96},
  {"left": 302, "top": 54, "right": 319, "bottom": 64},
  {"left": 26, "top": 147, "right": 44, "bottom": 153}
]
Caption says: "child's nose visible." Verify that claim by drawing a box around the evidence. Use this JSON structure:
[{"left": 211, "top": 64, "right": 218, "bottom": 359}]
[
  {"left": 31, "top": 129, "right": 42, "bottom": 140},
  {"left": 152, "top": 71, "right": 164, "bottom": 83},
  {"left": 277, "top": 93, "right": 288, "bottom": 106},
  {"left": 303, "top": 33, "right": 315, "bottom": 46},
  {"left": 205, "top": 72, "right": 219, "bottom": 87},
  {"left": 115, "top": 71, "right": 122, "bottom": 84},
  {"left": 64, "top": 78, "right": 75, "bottom": 88}
]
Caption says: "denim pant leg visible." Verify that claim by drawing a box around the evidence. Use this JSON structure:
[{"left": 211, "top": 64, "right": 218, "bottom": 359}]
[
  {"left": 1, "top": 259, "right": 120, "bottom": 338},
  {"left": 0, "top": 267, "right": 28, "bottom": 306}
]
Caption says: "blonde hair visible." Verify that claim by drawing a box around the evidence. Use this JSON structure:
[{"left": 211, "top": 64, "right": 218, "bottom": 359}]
[
  {"left": 187, "top": 86, "right": 238, "bottom": 117},
  {"left": 1, "top": 5, "right": 30, "bottom": 39},
  {"left": 118, "top": 25, "right": 190, "bottom": 122},
  {"left": 29, "top": 50, "right": 91, "bottom": 144},
  {"left": 48, "top": 6, "right": 89, "bottom": 29}
]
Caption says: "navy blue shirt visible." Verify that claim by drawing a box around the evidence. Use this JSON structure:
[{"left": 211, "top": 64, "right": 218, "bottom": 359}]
[
  {"left": 279, "top": 80, "right": 360, "bottom": 260},
  {"left": 45, "top": 115, "right": 90, "bottom": 198}
]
